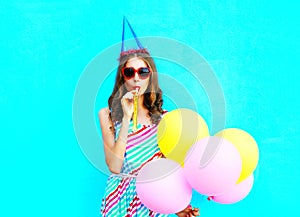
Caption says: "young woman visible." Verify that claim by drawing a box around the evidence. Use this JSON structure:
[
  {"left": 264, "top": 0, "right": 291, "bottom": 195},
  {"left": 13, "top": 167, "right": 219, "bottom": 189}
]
[{"left": 99, "top": 49, "right": 200, "bottom": 216}]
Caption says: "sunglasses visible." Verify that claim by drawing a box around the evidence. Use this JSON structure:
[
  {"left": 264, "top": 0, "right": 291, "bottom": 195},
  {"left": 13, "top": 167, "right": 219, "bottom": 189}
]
[{"left": 121, "top": 67, "right": 152, "bottom": 80}]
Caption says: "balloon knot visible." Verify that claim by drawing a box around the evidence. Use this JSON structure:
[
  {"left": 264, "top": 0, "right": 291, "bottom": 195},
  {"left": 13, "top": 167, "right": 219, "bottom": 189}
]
[{"left": 207, "top": 196, "right": 214, "bottom": 201}]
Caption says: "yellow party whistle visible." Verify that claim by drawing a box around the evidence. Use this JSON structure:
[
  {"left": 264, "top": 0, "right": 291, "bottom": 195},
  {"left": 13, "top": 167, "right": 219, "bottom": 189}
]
[{"left": 132, "top": 88, "right": 139, "bottom": 131}]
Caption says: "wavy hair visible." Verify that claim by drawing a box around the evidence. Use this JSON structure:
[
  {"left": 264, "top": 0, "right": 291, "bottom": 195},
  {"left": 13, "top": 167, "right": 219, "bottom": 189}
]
[{"left": 108, "top": 51, "right": 163, "bottom": 129}]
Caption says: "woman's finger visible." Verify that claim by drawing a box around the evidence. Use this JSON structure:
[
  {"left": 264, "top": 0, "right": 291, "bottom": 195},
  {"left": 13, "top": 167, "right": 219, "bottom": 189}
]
[
  {"left": 192, "top": 208, "right": 200, "bottom": 216},
  {"left": 122, "top": 91, "right": 134, "bottom": 100}
]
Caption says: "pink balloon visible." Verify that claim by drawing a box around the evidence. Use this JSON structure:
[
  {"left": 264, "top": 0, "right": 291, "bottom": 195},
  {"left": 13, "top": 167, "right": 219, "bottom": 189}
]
[
  {"left": 212, "top": 174, "right": 254, "bottom": 204},
  {"left": 184, "top": 136, "right": 242, "bottom": 196},
  {"left": 136, "top": 158, "right": 192, "bottom": 214}
]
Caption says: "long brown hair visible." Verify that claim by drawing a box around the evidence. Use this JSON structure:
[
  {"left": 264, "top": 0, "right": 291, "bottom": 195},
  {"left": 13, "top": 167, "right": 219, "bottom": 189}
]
[{"left": 108, "top": 51, "right": 163, "bottom": 127}]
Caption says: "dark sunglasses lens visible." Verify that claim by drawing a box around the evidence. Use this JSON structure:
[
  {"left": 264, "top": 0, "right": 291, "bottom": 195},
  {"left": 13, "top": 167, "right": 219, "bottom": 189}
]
[
  {"left": 138, "top": 68, "right": 151, "bottom": 78},
  {"left": 123, "top": 68, "right": 135, "bottom": 78}
]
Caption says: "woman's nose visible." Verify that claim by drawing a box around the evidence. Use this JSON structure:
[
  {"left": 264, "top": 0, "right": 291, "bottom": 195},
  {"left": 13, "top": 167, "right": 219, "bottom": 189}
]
[{"left": 134, "top": 72, "right": 140, "bottom": 81}]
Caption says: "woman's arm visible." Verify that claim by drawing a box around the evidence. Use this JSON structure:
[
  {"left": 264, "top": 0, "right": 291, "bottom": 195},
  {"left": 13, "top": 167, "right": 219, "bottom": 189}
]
[
  {"left": 99, "top": 108, "right": 130, "bottom": 174},
  {"left": 99, "top": 90, "right": 136, "bottom": 174}
]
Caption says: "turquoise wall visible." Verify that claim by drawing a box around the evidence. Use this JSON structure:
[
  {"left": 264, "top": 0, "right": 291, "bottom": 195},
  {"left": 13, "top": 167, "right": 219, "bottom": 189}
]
[{"left": 1, "top": 1, "right": 299, "bottom": 216}]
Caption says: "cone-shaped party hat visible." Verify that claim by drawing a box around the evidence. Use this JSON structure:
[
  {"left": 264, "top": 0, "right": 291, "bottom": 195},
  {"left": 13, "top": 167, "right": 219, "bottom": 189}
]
[{"left": 119, "top": 16, "right": 149, "bottom": 58}]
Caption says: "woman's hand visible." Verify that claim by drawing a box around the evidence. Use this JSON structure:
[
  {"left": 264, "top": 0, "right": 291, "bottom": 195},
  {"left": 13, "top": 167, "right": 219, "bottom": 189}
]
[
  {"left": 176, "top": 205, "right": 200, "bottom": 217},
  {"left": 121, "top": 90, "right": 138, "bottom": 121}
]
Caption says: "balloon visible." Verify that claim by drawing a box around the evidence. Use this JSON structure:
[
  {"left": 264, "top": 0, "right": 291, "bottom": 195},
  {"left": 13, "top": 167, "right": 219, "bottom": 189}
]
[
  {"left": 215, "top": 128, "right": 259, "bottom": 183},
  {"left": 184, "top": 136, "right": 242, "bottom": 196},
  {"left": 211, "top": 174, "right": 254, "bottom": 204},
  {"left": 136, "top": 158, "right": 192, "bottom": 214},
  {"left": 157, "top": 108, "right": 209, "bottom": 165}
]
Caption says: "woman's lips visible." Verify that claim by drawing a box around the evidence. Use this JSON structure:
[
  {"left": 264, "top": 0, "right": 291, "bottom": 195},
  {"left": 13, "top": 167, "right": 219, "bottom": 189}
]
[{"left": 133, "top": 86, "right": 140, "bottom": 91}]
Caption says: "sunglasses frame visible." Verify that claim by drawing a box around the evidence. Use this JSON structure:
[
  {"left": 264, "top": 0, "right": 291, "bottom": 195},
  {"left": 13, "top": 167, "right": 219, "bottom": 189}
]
[{"left": 121, "top": 67, "right": 152, "bottom": 80}]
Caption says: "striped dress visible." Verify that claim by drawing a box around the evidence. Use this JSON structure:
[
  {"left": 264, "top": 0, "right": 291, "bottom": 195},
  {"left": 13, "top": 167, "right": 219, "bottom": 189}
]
[{"left": 100, "top": 120, "right": 169, "bottom": 217}]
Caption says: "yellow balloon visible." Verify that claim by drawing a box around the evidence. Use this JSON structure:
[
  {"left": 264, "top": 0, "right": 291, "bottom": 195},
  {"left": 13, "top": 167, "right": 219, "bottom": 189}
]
[
  {"left": 215, "top": 128, "right": 259, "bottom": 183},
  {"left": 157, "top": 108, "right": 209, "bottom": 166}
]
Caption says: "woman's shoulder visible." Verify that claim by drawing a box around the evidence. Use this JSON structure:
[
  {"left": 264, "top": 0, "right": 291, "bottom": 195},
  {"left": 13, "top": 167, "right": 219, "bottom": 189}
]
[
  {"left": 98, "top": 107, "right": 110, "bottom": 122},
  {"left": 161, "top": 109, "right": 168, "bottom": 117},
  {"left": 99, "top": 107, "right": 109, "bottom": 114}
]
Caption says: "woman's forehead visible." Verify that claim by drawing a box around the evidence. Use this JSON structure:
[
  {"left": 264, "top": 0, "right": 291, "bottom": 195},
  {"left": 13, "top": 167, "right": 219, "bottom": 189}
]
[{"left": 125, "top": 57, "right": 147, "bottom": 67}]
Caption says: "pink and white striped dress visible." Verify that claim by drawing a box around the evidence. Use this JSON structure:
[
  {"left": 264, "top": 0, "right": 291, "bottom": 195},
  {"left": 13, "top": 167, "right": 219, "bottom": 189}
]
[{"left": 100, "top": 120, "right": 169, "bottom": 217}]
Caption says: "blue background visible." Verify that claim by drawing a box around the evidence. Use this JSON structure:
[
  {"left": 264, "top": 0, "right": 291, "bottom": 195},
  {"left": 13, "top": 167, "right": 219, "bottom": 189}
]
[{"left": 1, "top": 0, "right": 299, "bottom": 216}]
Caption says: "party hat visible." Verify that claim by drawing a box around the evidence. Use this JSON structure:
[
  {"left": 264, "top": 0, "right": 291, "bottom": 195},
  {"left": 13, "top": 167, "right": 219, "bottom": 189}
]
[{"left": 119, "top": 16, "right": 149, "bottom": 58}]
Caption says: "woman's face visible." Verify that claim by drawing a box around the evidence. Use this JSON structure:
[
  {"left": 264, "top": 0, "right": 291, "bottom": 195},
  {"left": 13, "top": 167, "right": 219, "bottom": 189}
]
[{"left": 123, "top": 57, "right": 150, "bottom": 95}]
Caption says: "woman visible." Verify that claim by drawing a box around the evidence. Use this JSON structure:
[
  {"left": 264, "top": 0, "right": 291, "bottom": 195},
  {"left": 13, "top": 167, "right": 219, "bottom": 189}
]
[{"left": 99, "top": 49, "right": 200, "bottom": 216}]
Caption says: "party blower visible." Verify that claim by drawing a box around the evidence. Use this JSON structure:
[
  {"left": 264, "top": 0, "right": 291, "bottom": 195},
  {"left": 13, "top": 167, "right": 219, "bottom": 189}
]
[{"left": 133, "top": 87, "right": 139, "bottom": 131}]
